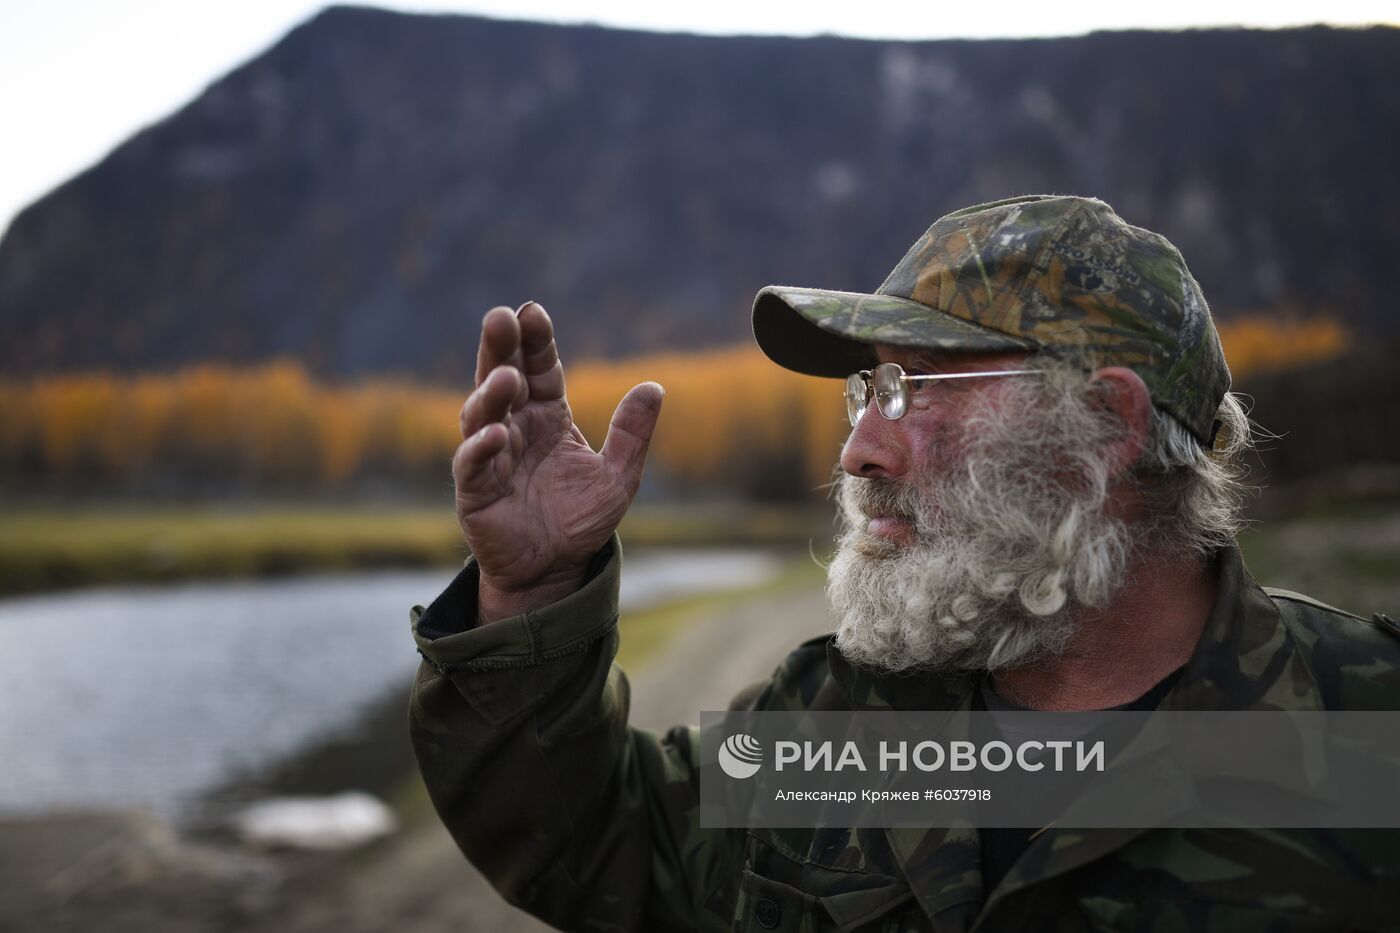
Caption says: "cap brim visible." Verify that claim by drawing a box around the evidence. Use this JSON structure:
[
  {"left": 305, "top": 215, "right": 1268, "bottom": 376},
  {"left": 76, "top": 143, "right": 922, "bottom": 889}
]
[{"left": 751, "top": 286, "right": 1034, "bottom": 378}]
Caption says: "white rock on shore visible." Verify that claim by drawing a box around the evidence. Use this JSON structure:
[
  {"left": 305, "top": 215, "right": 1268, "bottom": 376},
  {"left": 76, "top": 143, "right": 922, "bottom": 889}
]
[{"left": 232, "top": 792, "right": 397, "bottom": 850}]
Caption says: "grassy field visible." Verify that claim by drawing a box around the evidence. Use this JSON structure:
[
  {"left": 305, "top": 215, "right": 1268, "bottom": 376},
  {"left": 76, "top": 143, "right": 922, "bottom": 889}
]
[
  {"left": 1237, "top": 499, "right": 1400, "bottom": 615},
  {"left": 0, "top": 506, "right": 463, "bottom": 596},
  {"left": 0, "top": 502, "right": 835, "bottom": 597}
]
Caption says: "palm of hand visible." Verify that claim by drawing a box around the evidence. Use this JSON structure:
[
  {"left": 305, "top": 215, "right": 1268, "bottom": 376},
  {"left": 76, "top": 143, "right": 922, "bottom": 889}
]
[
  {"left": 453, "top": 303, "right": 661, "bottom": 608},
  {"left": 456, "top": 396, "right": 630, "bottom": 585}
]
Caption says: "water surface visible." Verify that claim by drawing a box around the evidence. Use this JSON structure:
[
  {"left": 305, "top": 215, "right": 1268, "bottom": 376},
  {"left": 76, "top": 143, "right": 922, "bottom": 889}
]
[{"left": 0, "top": 549, "right": 782, "bottom": 817}]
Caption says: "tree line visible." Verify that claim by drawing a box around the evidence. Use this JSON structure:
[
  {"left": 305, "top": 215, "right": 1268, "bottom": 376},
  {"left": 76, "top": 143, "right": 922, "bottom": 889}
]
[{"left": 0, "top": 315, "right": 1348, "bottom": 500}]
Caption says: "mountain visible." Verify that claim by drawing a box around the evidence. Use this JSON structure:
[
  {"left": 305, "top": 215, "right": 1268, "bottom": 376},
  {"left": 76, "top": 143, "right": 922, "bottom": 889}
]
[{"left": 1, "top": 8, "right": 1397, "bottom": 384}]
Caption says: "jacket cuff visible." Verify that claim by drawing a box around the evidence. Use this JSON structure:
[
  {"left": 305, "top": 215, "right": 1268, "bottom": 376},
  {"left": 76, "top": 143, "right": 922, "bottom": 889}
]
[{"left": 410, "top": 534, "right": 621, "bottom": 672}]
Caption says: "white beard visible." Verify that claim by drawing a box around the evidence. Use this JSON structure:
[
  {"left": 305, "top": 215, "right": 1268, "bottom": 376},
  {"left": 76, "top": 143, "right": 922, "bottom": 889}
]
[{"left": 827, "top": 368, "right": 1134, "bottom": 673}]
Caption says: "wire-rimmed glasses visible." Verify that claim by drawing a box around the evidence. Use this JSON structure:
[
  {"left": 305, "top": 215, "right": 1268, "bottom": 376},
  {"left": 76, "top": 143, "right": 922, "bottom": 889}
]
[{"left": 844, "top": 362, "right": 1045, "bottom": 426}]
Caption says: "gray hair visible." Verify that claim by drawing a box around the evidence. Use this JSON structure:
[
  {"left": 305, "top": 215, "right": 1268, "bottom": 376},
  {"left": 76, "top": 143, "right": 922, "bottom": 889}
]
[
  {"left": 1136, "top": 391, "right": 1255, "bottom": 557},
  {"left": 1024, "top": 350, "right": 1258, "bottom": 558}
]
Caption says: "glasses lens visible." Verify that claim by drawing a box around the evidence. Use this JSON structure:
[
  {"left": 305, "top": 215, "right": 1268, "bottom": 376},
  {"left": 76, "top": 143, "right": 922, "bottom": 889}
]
[
  {"left": 873, "top": 363, "right": 907, "bottom": 420},
  {"left": 844, "top": 373, "right": 869, "bottom": 426}
]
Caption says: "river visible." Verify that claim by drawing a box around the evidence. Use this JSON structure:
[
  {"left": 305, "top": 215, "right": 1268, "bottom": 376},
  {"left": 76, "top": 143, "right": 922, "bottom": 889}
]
[{"left": 0, "top": 548, "right": 783, "bottom": 819}]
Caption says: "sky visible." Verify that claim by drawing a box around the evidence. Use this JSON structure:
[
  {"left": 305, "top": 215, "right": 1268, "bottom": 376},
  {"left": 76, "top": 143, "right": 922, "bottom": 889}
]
[{"left": 2, "top": 1, "right": 1397, "bottom": 235}]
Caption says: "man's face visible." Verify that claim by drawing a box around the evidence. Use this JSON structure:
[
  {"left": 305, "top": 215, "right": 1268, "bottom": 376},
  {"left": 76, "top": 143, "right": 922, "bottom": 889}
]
[
  {"left": 838, "top": 345, "right": 1033, "bottom": 545},
  {"left": 827, "top": 345, "right": 1135, "bottom": 673}
]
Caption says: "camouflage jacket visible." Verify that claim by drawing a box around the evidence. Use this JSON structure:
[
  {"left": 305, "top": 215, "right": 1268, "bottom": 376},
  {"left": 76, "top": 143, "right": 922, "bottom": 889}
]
[{"left": 409, "top": 539, "right": 1400, "bottom": 932}]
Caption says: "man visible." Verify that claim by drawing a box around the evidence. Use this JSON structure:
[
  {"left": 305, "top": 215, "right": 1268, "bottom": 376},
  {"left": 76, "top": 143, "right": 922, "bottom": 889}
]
[{"left": 409, "top": 195, "right": 1400, "bottom": 931}]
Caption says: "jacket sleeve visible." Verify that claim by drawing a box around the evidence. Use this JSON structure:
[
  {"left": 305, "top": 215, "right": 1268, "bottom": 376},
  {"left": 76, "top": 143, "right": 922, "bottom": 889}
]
[{"left": 408, "top": 534, "right": 742, "bottom": 932}]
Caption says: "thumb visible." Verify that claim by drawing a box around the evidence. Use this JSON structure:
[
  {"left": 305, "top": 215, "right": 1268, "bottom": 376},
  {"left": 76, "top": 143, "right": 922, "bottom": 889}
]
[{"left": 601, "top": 381, "right": 664, "bottom": 492}]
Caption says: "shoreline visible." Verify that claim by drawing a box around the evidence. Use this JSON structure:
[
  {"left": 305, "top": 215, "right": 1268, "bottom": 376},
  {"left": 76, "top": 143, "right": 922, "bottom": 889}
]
[{"left": 0, "top": 502, "right": 833, "bottom": 598}]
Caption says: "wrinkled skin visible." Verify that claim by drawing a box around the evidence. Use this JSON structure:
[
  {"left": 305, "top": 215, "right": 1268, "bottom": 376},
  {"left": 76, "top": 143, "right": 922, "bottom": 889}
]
[{"left": 451, "top": 302, "right": 663, "bottom": 621}]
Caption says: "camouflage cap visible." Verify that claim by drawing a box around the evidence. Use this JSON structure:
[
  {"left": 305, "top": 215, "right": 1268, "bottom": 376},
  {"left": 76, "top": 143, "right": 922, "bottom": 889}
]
[{"left": 751, "top": 194, "right": 1231, "bottom": 444}]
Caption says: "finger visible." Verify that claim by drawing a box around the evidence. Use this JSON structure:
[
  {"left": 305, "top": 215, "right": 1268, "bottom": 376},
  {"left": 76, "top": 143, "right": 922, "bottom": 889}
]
[
  {"left": 509, "top": 418, "right": 526, "bottom": 463},
  {"left": 452, "top": 422, "right": 510, "bottom": 492},
  {"left": 509, "top": 365, "right": 530, "bottom": 412},
  {"left": 518, "top": 302, "right": 566, "bottom": 401},
  {"left": 460, "top": 366, "right": 524, "bottom": 439},
  {"left": 601, "top": 382, "right": 665, "bottom": 494},
  {"left": 475, "top": 306, "right": 523, "bottom": 387}
]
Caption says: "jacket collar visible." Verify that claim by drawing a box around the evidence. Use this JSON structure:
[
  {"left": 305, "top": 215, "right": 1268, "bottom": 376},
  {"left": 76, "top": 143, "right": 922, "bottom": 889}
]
[
  {"left": 826, "top": 636, "right": 975, "bottom": 713},
  {"left": 1158, "top": 545, "right": 1323, "bottom": 714}
]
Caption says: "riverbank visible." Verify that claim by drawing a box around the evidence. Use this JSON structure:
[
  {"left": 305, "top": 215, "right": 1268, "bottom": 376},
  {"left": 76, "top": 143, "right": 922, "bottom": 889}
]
[
  {"left": 0, "top": 562, "right": 831, "bottom": 932},
  {"left": 0, "top": 501, "right": 834, "bottom": 597}
]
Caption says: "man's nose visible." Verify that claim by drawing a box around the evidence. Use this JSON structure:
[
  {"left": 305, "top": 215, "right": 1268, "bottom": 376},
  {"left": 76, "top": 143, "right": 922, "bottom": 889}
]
[{"left": 839, "top": 405, "right": 909, "bottom": 479}]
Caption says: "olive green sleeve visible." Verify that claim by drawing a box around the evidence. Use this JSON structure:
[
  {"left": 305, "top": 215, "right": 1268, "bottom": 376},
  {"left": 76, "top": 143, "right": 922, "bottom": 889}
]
[{"left": 408, "top": 534, "right": 741, "bottom": 932}]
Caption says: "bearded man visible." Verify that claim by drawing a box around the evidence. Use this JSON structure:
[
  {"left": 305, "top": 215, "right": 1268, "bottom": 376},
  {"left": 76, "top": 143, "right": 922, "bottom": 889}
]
[{"left": 409, "top": 196, "right": 1400, "bottom": 932}]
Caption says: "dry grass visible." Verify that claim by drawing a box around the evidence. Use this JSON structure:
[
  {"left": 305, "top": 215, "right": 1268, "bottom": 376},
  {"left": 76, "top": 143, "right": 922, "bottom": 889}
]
[{"left": 0, "top": 502, "right": 832, "bottom": 597}]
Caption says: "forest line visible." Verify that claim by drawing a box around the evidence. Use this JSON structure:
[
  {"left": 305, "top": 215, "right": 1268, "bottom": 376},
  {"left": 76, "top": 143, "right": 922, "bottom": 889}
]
[{"left": 0, "top": 315, "right": 1348, "bottom": 498}]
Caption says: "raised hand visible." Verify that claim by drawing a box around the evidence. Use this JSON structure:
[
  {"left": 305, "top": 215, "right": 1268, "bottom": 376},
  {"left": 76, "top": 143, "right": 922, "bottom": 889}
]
[{"left": 453, "top": 302, "right": 664, "bottom": 623}]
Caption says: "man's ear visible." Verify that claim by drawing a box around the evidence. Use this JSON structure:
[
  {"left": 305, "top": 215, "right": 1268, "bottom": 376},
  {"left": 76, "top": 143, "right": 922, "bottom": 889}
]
[{"left": 1089, "top": 366, "right": 1153, "bottom": 476}]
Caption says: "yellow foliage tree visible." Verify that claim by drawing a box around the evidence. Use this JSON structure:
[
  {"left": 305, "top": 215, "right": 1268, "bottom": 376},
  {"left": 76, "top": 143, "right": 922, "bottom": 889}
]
[{"left": 0, "top": 312, "right": 1349, "bottom": 498}]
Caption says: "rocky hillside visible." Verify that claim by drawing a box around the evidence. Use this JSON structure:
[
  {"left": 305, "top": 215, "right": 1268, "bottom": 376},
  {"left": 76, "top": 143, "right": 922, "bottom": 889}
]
[{"left": 1, "top": 8, "right": 1396, "bottom": 383}]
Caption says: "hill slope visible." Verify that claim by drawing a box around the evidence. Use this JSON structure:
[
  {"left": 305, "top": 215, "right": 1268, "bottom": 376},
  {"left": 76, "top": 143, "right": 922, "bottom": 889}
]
[{"left": 1, "top": 8, "right": 1396, "bottom": 382}]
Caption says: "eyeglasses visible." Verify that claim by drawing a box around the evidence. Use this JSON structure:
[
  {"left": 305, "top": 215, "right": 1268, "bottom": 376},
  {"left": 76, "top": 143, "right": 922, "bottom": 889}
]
[{"left": 844, "top": 362, "right": 1046, "bottom": 426}]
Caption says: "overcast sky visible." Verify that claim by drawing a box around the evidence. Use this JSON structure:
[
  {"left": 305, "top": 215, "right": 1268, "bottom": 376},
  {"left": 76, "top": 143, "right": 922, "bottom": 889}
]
[{"left": 2, "top": 1, "right": 1396, "bottom": 234}]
